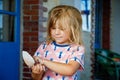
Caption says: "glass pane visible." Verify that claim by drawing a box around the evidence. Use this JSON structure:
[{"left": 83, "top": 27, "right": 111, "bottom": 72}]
[
  {"left": 79, "top": 0, "right": 91, "bottom": 32},
  {"left": 0, "top": 0, "right": 15, "bottom": 12},
  {"left": 0, "top": 14, "right": 14, "bottom": 42}
]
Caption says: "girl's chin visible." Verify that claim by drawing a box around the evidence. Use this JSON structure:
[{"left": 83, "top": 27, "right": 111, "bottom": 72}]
[{"left": 55, "top": 41, "right": 69, "bottom": 45}]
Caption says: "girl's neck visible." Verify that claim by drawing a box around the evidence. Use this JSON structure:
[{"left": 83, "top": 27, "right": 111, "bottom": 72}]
[{"left": 53, "top": 41, "right": 70, "bottom": 47}]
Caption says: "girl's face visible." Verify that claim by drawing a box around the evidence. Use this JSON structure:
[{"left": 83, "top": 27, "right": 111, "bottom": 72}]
[{"left": 50, "top": 21, "right": 70, "bottom": 45}]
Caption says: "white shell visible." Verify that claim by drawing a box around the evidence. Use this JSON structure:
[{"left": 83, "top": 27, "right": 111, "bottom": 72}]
[{"left": 22, "top": 51, "right": 35, "bottom": 68}]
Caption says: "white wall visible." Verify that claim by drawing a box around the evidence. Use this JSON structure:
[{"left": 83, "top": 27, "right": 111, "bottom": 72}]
[{"left": 110, "top": 0, "right": 120, "bottom": 54}]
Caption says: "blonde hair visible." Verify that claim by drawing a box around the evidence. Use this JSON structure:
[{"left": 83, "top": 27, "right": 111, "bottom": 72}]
[{"left": 46, "top": 5, "right": 83, "bottom": 45}]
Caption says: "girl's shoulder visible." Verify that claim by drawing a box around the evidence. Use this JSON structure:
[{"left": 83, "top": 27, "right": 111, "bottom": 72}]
[
  {"left": 70, "top": 43, "right": 84, "bottom": 48},
  {"left": 70, "top": 44, "right": 85, "bottom": 51},
  {"left": 39, "top": 41, "right": 53, "bottom": 47}
]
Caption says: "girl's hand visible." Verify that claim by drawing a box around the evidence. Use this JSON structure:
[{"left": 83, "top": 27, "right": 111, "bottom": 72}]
[
  {"left": 33, "top": 56, "right": 44, "bottom": 65},
  {"left": 31, "top": 63, "right": 43, "bottom": 74},
  {"left": 31, "top": 63, "right": 45, "bottom": 80}
]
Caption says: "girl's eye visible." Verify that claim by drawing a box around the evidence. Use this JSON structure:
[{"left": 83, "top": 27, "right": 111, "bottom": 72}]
[
  {"left": 60, "top": 28, "right": 66, "bottom": 31},
  {"left": 60, "top": 28, "right": 64, "bottom": 30},
  {"left": 51, "top": 27, "right": 56, "bottom": 29},
  {"left": 51, "top": 27, "right": 66, "bottom": 31}
]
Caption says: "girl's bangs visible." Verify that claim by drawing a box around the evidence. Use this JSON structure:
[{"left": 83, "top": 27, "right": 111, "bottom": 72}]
[{"left": 56, "top": 15, "right": 70, "bottom": 30}]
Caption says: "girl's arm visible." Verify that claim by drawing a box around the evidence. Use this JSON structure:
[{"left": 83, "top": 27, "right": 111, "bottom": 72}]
[{"left": 40, "top": 58, "right": 80, "bottom": 76}]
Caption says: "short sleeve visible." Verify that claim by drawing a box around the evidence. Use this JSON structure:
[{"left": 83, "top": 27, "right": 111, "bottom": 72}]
[
  {"left": 68, "top": 46, "right": 85, "bottom": 70},
  {"left": 34, "top": 41, "right": 47, "bottom": 57}
]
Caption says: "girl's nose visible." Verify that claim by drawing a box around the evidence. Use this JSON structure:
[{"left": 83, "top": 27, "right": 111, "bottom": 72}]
[{"left": 55, "top": 29, "right": 60, "bottom": 35}]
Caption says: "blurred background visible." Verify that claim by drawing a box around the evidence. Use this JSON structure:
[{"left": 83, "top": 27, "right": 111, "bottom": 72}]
[{"left": 0, "top": 0, "right": 120, "bottom": 80}]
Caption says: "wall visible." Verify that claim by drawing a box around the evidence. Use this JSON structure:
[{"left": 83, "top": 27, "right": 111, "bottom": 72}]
[
  {"left": 82, "top": 31, "right": 91, "bottom": 80},
  {"left": 102, "top": 0, "right": 111, "bottom": 49},
  {"left": 43, "top": 0, "right": 92, "bottom": 80},
  {"left": 20, "top": 0, "right": 23, "bottom": 79},
  {"left": 23, "top": 0, "right": 46, "bottom": 79},
  {"left": 110, "top": 0, "right": 120, "bottom": 54}
]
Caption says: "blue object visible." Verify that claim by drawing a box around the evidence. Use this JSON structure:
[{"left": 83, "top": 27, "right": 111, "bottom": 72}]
[{"left": 0, "top": 0, "right": 20, "bottom": 80}]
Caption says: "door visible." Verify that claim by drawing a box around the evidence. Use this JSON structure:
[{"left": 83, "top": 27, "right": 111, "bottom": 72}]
[{"left": 0, "top": 0, "right": 20, "bottom": 80}]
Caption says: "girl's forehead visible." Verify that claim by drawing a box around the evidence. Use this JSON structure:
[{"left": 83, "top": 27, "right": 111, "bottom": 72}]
[
  {"left": 54, "top": 21, "right": 62, "bottom": 27},
  {"left": 53, "top": 20, "right": 68, "bottom": 28}
]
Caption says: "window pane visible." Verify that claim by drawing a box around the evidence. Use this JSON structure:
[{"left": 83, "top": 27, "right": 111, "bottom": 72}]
[
  {"left": 79, "top": 0, "right": 91, "bottom": 32},
  {"left": 0, "top": 0, "right": 15, "bottom": 12},
  {"left": 0, "top": 14, "right": 14, "bottom": 42}
]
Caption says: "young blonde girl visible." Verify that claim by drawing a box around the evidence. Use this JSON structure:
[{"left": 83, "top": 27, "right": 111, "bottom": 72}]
[{"left": 31, "top": 5, "right": 85, "bottom": 80}]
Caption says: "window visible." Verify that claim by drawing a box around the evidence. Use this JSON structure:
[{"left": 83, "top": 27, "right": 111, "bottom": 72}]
[
  {"left": 0, "top": 1, "right": 3, "bottom": 41},
  {"left": 75, "top": 0, "right": 91, "bottom": 32},
  {"left": 0, "top": 0, "right": 15, "bottom": 41}
]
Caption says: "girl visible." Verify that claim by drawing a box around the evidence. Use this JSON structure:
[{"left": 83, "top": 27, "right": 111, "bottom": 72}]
[{"left": 31, "top": 5, "right": 85, "bottom": 80}]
